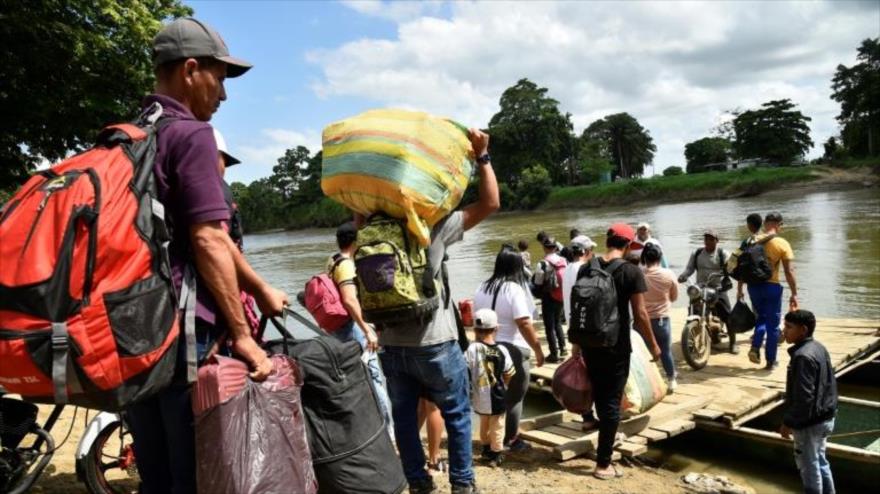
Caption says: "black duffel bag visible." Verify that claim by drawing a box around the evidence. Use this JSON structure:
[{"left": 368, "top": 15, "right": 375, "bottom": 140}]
[
  {"left": 260, "top": 309, "right": 406, "bottom": 494},
  {"left": 728, "top": 300, "right": 757, "bottom": 334}
]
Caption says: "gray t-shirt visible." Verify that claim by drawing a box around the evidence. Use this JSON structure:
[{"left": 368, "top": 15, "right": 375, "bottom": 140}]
[
  {"left": 681, "top": 247, "right": 729, "bottom": 287},
  {"left": 378, "top": 212, "right": 465, "bottom": 347}
]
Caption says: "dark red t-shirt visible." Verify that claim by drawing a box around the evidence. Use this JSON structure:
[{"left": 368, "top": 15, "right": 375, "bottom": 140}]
[{"left": 146, "top": 94, "right": 229, "bottom": 326}]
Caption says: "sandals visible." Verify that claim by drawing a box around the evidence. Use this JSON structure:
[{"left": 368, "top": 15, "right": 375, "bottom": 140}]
[{"left": 592, "top": 465, "right": 624, "bottom": 480}]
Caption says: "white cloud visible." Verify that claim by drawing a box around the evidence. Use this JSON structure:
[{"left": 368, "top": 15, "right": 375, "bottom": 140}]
[
  {"left": 340, "top": 0, "right": 445, "bottom": 23},
  {"left": 311, "top": 0, "right": 878, "bottom": 172},
  {"left": 226, "top": 128, "right": 322, "bottom": 184}
]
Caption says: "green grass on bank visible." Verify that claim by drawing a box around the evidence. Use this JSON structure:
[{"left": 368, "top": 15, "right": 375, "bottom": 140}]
[{"left": 543, "top": 166, "right": 821, "bottom": 209}]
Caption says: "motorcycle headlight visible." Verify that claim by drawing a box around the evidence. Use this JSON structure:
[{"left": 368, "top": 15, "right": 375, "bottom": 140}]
[
  {"left": 705, "top": 287, "right": 717, "bottom": 302},
  {"left": 687, "top": 285, "right": 701, "bottom": 301}
]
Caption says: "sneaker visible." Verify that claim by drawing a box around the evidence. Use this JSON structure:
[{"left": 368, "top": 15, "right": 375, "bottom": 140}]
[
  {"left": 560, "top": 348, "right": 569, "bottom": 357},
  {"left": 668, "top": 377, "right": 678, "bottom": 393},
  {"left": 451, "top": 483, "right": 480, "bottom": 494},
  {"left": 506, "top": 437, "right": 532, "bottom": 452},
  {"left": 488, "top": 452, "right": 504, "bottom": 468},
  {"left": 765, "top": 361, "right": 779, "bottom": 371},
  {"left": 545, "top": 354, "right": 560, "bottom": 364},
  {"left": 748, "top": 348, "right": 761, "bottom": 365},
  {"left": 409, "top": 477, "right": 437, "bottom": 494}
]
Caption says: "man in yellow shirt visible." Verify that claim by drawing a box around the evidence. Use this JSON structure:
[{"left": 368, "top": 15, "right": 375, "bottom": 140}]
[
  {"left": 746, "top": 212, "right": 799, "bottom": 369},
  {"left": 328, "top": 222, "right": 394, "bottom": 439}
]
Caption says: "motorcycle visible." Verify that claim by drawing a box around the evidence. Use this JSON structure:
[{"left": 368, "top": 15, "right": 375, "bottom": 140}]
[
  {"left": 0, "top": 388, "right": 138, "bottom": 494},
  {"left": 681, "top": 272, "right": 732, "bottom": 370}
]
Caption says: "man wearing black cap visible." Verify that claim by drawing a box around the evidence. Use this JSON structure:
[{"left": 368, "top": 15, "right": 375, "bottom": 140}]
[{"left": 126, "top": 18, "right": 286, "bottom": 494}]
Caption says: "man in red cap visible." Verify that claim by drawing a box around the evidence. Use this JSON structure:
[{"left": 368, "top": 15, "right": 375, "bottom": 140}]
[{"left": 570, "top": 222, "right": 661, "bottom": 480}]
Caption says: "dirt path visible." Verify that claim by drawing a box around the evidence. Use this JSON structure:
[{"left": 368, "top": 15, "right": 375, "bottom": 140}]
[{"left": 25, "top": 403, "right": 702, "bottom": 494}]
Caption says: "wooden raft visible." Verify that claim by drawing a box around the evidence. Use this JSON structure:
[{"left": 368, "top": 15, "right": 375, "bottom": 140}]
[{"left": 520, "top": 308, "right": 879, "bottom": 461}]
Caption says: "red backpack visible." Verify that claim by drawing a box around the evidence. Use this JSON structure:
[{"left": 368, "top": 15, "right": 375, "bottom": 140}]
[
  {"left": 0, "top": 116, "right": 179, "bottom": 410},
  {"left": 303, "top": 256, "right": 350, "bottom": 332}
]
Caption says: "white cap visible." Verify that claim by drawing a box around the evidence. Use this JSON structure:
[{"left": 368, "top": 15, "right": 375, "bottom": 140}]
[
  {"left": 637, "top": 222, "right": 650, "bottom": 230},
  {"left": 571, "top": 235, "right": 597, "bottom": 250},
  {"left": 474, "top": 308, "right": 498, "bottom": 330},
  {"left": 212, "top": 127, "right": 241, "bottom": 166}
]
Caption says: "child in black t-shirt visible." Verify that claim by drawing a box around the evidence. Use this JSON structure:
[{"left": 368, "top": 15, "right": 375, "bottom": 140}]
[{"left": 465, "top": 309, "right": 515, "bottom": 467}]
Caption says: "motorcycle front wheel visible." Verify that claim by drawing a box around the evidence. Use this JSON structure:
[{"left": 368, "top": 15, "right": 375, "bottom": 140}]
[
  {"left": 79, "top": 419, "right": 139, "bottom": 494},
  {"left": 682, "top": 320, "right": 710, "bottom": 370}
]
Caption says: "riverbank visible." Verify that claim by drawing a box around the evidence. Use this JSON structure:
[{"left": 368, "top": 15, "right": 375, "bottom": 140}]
[{"left": 542, "top": 164, "right": 878, "bottom": 210}]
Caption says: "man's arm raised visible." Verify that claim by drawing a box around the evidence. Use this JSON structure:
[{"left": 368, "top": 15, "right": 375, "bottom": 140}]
[{"left": 461, "top": 129, "right": 500, "bottom": 232}]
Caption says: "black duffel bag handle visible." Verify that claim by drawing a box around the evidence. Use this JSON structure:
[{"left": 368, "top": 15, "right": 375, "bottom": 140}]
[{"left": 258, "top": 306, "right": 323, "bottom": 355}]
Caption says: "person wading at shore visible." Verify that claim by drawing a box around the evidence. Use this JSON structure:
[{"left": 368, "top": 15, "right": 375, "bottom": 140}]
[
  {"left": 570, "top": 223, "right": 661, "bottom": 481},
  {"left": 780, "top": 309, "right": 837, "bottom": 494},
  {"left": 473, "top": 246, "right": 544, "bottom": 453},
  {"left": 378, "top": 129, "right": 499, "bottom": 494},
  {"left": 127, "top": 18, "right": 287, "bottom": 493},
  {"left": 745, "top": 212, "right": 799, "bottom": 369}
]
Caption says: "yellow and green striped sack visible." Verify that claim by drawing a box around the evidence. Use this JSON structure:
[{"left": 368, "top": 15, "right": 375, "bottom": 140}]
[{"left": 321, "top": 109, "right": 474, "bottom": 246}]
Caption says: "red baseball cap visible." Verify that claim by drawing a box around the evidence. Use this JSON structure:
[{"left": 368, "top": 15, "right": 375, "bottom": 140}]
[{"left": 607, "top": 223, "right": 635, "bottom": 242}]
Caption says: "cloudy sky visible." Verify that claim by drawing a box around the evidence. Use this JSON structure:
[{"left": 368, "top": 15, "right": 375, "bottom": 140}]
[{"left": 195, "top": 0, "right": 880, "bottom": 184}]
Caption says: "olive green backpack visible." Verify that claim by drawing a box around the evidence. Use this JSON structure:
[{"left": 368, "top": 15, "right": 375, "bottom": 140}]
[{"left": 354, "top": 215, "right": 440, "bottom": 324}]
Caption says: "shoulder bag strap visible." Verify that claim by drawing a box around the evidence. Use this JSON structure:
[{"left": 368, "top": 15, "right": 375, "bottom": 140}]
[{"left": 491, "top": 283, "right": 503, "bottom": 310}]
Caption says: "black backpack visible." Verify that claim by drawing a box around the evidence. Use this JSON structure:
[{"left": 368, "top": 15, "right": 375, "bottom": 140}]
[
  {"left": 568, "top": 258, "right": 626, "bottom": 348},
  {"left": 731, "top": 235, "right": 776, "bottom": 284},
  {"left": 261, "top": 310, "right": 406, "bottom": 494}
]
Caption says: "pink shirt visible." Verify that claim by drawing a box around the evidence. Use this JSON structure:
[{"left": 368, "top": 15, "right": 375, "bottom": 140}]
[{"left": 643, "top": 266, "right": 678, "bottom": 319}]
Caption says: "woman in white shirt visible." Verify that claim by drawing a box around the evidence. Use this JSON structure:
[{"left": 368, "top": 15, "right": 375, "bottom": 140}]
[{"left": 474, "top": 245, "right": 545, "bottom": 450}]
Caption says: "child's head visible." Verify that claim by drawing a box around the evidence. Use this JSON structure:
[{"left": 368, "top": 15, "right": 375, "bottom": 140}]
[
  {"left": 473, "top": 308, "right": 499, "bottom": 340},
  {"left": 517, "top": 239, "right": 529, "bottom": 252}
]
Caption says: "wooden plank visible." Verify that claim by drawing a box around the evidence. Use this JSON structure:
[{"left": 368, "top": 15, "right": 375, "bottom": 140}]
[
  {"left": 553, "top": 431, "right": 599, "bottom": 461},
  {"left": 519, "top": 429, "right": 569, "bottom": 447},
  {"left": 638, "top": 428, "right": 668, "bottom": 442},
  {"left": 625, "top": 435, "right": 648, "bottom": 445},
  {"left": 615, "top": 441, "right": 648, "bottom": 457},
  {"left": 543, "top": 425, "right": 586, "bottom": 440},
  {"left": 693, "top": 408, "right": 724, "bottom": 420},
  {"left": 651, "top": 419, "right": 695, "bottom": 436},
  {"left": 519, "top": 411, "right": 564, "bottom": 432}
]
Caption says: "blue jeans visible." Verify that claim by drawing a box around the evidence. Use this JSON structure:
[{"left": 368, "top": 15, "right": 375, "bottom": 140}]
[
  {"left": 651, "top": 317, "right": 675, "bottom": 378},
  {"left": 380, "top": 340, "right": 474, "bottom": 487},
  {"left": 331, "top": 321, "right": 395, "bottom": 440},
  {"left": 748, "top": 282, "right": 783, "bottom": 364},
  {"left": 793, "top": 419, "right": 836, "bottom": 494}
]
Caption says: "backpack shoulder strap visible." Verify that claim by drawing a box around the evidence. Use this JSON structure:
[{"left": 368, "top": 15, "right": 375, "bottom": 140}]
[{"left": 606, "top": 258, "right": 627, "bottom": 274}]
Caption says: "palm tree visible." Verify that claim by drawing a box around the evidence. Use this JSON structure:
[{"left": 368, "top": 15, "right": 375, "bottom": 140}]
[{"left": 583, "top": 113, "right": 656, "bottom": 179}]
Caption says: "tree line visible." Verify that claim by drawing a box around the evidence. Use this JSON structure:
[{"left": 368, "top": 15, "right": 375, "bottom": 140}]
[{"left": 0, "top": 1, "right": 875, "bottom": 226}]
